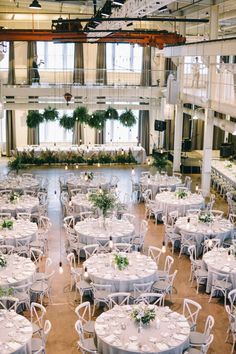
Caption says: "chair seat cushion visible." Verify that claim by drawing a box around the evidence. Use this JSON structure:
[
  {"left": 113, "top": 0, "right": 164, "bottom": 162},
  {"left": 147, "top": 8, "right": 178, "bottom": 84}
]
[
  {"left": 152, "top": 280, "right": 168, "bottom": 292},
  {"left": 78, "top": 338, "right": 97, "bottom": 351},
  {"left": 184, "top": 348, "right": 201, "bottom": 354},
  {"left": 30, "top": 281, "right": 49, "bottom": 293},
  {"left": 84, "top": 320, "right": 95, "bottom": 334},
  {"left": 77, "top": 280, "right": 92, "bottom": 291},
  {"left": 31, "top": 338, "right": 43, "bottom": 352},
  {"left": 214, "top": 279, "right": 232, "bottom": 290},
  {"left": 189, "top": 331, "right": 207, "bottom": 345}
]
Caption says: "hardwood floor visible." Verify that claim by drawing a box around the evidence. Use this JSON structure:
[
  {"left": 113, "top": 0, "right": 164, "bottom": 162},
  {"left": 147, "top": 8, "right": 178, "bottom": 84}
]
[{"left": 3, "top": 162, "right": 232, "bottom": 354}]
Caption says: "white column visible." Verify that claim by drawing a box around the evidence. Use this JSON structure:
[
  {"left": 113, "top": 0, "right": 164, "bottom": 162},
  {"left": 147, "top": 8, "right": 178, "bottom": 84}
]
[
  {"left": 201, "top": 109, "right": 214, "bottom": 195},
  {"left": 224, "top": 114, "right": 230, "bottom": 142},
  {"left": 173, "top": 103, "right": 183, "bottom": 172}
]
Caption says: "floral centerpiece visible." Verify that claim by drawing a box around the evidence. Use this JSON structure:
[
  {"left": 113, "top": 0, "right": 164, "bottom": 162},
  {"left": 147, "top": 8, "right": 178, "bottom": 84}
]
[
  {"left": 175, "top": 190, "right": 188, "bottom": 199},
  {"left": 0, "top": 254, "right": 7, "bottom": 268},
  {"left": 198, "top": 213, "right": 213, "bottom": 223},
  {"left": 88, "top": 190, "right": 117, "bottom": 227},
  {"left": 131, "top": 303, "right": 156, "bottom": 326},
  {"left": 114, "top": 253, "right": 129, "bottom": 270},
  {"left": 1, "top": 220, "right": 13, "bottom": 230},
  {"left": 0, "top": 287, "right": 13, "bottom": 297},
  {"left": 9, "top": 191, "right": 20, "bottom": 203}
]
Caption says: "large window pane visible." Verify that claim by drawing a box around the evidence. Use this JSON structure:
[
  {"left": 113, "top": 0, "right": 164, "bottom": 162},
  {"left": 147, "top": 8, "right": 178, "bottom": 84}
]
[
  {"left": 106, "top": 43, "right": 142, "bottom": 72},
  {"left": 37, "top": 42, "right": 74, "bottom": 70},
  {"left": 39, "top": 110, "right": 73, "bottom": 143},
  {"left": 105, "top": 110, "right": 139, "bottom": 143}
]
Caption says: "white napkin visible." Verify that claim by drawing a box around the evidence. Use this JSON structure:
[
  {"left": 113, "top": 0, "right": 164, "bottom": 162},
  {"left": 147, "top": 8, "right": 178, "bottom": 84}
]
[
  {"left": 7, "top": 341, "right": 19, "bottom": 350},
  {"left": 20, "top": 327, "right": 32, "bottom": 333},
  {"left": 156, "top": 343, "right": 169, "bottom": 350},
  {"left": 7, "top": 277, "right": 16, "bottom": 283},
  {"left": 105, "top": 334, "right": 116, "bottom": 343},
  {"left": 173, "top": 333, "right": 186, "bottom": 341}
]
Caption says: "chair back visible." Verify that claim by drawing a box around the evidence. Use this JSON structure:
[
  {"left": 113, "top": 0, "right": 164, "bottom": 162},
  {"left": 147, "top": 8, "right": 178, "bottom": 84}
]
[
  {"left": 43, "top": 320, "right": 52, "bottom": 344},
  {"left": 183, "top": 298, "right": 202, "bottom": 329},
  {"left": 0, "top": 212, "right": 12, "bottom": 220},
  {"left": 71, "top": 189, "right": 83, "bottom": 197},
  {"left": 84, "top": 244, "right": 99, "bottom": 259},
  {"left": 122, "top": 213, "right": 135, "bottom": 224},
  {"left": 108, "top": 292, "right": 130, "bottom": 309},
  {"left": 75, "top": 319, "right": 85, "bottom": 343},
  {"left": 228, "top": 289, "right": 236, "bottom": 313},
  {"left": 204, "top": 315, "right": 215, "bottom": 337},
  {"left": 210, "top": 210, "right": 224, "bottom": 219},
  {"left": 133, "top": 282, "right": 153, "bottom": 298},
  {"left": 201, "top": 334, "right": 214, "bottom": 354},
  {"left": 163, "top": 255, "right": 174, "bottom": 273},
  {"left": 114, "top": 243, "right": 132, "bottom": 253},
  {"left": 0, "top": 296, "right": 19, "bottom": 311},
  {"left": 148, "top": 246, "right": 162, "bottom": 265},
  {"left": 75, "top": 301, "right": 91, "bottom": 324},
  {"left": 67, "top": 252, "right": 76, "bottom": 269},
  {"left": 0, "top": 245, "right": 14, "bottom": 255},
  {"left": 135, "top": 292, "right": 164, "bottom": 306},
  {"left": 30, "top": 302, "right": 47, "bottom": 331},
  {"left": 79, "top": 212, "right": 93, "bottom": 221},
  {"left": 64, "top": 216, "right": 75, "bottom": 229},
  {"left": 16, "top": 212, "right": 31, "bottom": 221}
]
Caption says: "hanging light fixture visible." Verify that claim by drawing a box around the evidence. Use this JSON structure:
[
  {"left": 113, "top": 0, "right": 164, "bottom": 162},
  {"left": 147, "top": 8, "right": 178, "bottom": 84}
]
[
  {"left": 64, "top": 92, "right": 72, "bottom": 106},
  {"left": 29, "top": 0, "right": 41, "bottom": 9}
]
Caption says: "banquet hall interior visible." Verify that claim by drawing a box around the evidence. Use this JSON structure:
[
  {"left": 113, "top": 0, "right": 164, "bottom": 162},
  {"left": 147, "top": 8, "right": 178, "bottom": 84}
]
[{"left": 0, "top": 0, "right": 236, "bottom": 353}]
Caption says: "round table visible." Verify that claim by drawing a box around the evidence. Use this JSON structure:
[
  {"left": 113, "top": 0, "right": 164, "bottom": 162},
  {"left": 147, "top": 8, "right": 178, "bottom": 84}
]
[
  {"left": 203, "top": 248, "right": 236, "bottom": 293},
  {"left": 95, "top": 305, "right": 190, "bottom": 354},
  {"left": 0, "top": 220, "right": 38, "bottom": 247},
  {"left": 84, "top": 252, "right": 157, "bottom": 292},
  {"left": 140, "top": 175, "right": 182, "bottom": 196},
  {"left": 175, "top": 216, "right": 233, "bottom": 254},
  {"left": 67, "top": 175, "right": 110, "bottom": 193},
  {"left": 71, "top": 193, "right": 93, "bottom": 214},
  {"left": 75, "top": 218, "right": 135, "bottom": 245},
  {"left": 155, "top": 191, "right": 204, "bottom": 216},
  {"left": 0, "top": 176, "right": 39, "bottom": 193},
  {"left": 0, "top": 310, "right": 32, "bottom": 354},
  {"left": 0, "top": 254, "right": 36, "bottom": 289},
  {"left": 0, "top": 195, "right": 39, "bottom": 216}
]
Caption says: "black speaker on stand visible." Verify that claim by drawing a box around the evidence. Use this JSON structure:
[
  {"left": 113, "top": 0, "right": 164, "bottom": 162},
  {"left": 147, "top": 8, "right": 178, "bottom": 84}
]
[{"left": 154, "top": 120, "right": 166, "bottom": 132}]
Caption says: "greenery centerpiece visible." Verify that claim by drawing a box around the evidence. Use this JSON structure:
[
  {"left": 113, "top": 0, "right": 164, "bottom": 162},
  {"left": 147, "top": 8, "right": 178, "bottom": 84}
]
[
  {"left": 88, "top": 190, "right": 117, "bottom": 228},
  {"left": 114, "top": 253, "right": 129, "bottom": 270},
  {"left": 1, "top": 220, "right": 13, "bottom": 230},
  {"left": 131, "top": 303, "right": 156, "bottom": 326},
  {"left": 9, "top": 191, "right": 20, "bottom": 203},
  {"left": 198, "top": 213, "right": 214, "bottom": 224},
  {"left": 0, "top": 287, "right": 13, "bottom": 297},
  {"left": 0, "top": 254, "right": 7, "bottom": 268},
  {"left": 175, "top": 190, "right": 188, "bottom": 199}
]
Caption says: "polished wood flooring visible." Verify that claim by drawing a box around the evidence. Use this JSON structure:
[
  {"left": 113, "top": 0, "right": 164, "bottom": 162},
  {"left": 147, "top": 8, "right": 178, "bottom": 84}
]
[{"left": 3, "top": 163, "right": 232, "bottom": 354}]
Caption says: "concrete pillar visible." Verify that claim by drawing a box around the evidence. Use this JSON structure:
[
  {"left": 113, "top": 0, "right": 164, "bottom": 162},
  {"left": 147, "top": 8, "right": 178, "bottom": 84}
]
[
  {"left": 224, "top": 114, "right": 230, "bottom": 142},
  {"left": 201, "top": 109, "right": 214, "bottom": 195},
  {"left": 173, "top": 103, "right": 183, "bottom": 172}
]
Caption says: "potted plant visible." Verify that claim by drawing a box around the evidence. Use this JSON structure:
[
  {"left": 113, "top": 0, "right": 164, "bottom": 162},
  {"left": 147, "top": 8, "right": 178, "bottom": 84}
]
[
  {"left": 152, "top": 151, "right": 170, "bottom": 172},
  {"left": 105, "top": 106, "right": 119, "bottom": 120},
  {"left": 88, "top": 111, "right": 106, "bottom": 129},
  {"left": 119, "top": 109, "right": 136, "bottom": 127},
  {"left": 43, "top": 106, "right": 59, "bottom": 121},
  {"left": 59, "top": 114, "right": 75, "bottom": 130},
  {"left": 73, "top": 106, "right": 90, "bottom": 124},
  {"left": 26, "top": 111, "right": 44, "bottom": 128}
]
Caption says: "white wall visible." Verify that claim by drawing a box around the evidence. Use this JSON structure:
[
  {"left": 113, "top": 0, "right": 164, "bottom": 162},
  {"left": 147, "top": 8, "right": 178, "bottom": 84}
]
[{"left": 15, "top": 110, "right": 27, "bottom": 147}]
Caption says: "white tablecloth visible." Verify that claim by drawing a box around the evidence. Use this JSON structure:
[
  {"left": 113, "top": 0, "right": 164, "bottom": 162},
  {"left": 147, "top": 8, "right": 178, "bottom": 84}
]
[
  {"left": 75, "top": 218, "right": 134, "bottom": 245},
  {"left": 0, "top": 310, "right": 32, "bottom": 354},
  {"left": 0, "top": 177, "right": 39, "bottom": 193},
  {"left": 0, "top": 196, "right": 39, "bottom": 216},
  {"left": 140, "top": 175, "right": 182, "bottom": 196},
  {"left": 203, "top": 248, "right": 236, "bottom": 293},
  {"left": 211, "top": 160, "right": 236, "bottom": 188},
  {"left": 16, "top": 144, "right": 146, "bottom": 164},
  {"left": 0, "top": 254, "right": 36, "bottom": 289},
  {"left": 155, "top": 192, "right": 204, "bottom": 216},
  {"left": 0, "top": 220, "right": 38, "bottom": 246},
  {"left": 67, "top": 176, "right": 110, "bottom": 193},
  {"left": 71, "top": 193, "right": 93, "bottom": 213},
  {"left": 95, "top": 305, "right": 190, "bottom": 354},
  {"left": 84, "top": 252, "right": 157, "bottom": 292},
  {"left": 175, "top": 216, "right": 233, "bottom": 253}
]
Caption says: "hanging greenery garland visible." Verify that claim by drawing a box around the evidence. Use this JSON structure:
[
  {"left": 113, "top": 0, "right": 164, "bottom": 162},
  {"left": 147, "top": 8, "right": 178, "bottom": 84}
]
[
  {"left": 73, "top": 106, "right": 90, "bottom": 124},
  {"left": 88, "top": 111, "right": 106, "bottom": 129},
  {"left": 104, "top": 106, "right": 119, "bottom": 120},
  {"left": 43, "top": 106, "right": 59, "bottom": 121},
  {"left": 119, "top": 109, "right": 136, "bottom": 127},
  {"left": 59, "top": 114, "right": 76, "bottom": 130},
  {"left": 26, "top": 111, "right": 44, "bottom": 128}
]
